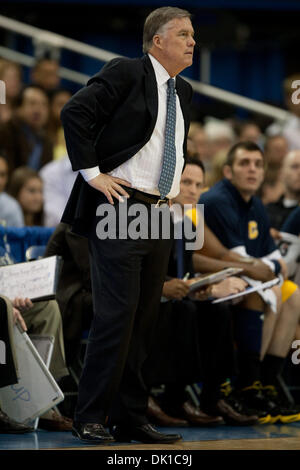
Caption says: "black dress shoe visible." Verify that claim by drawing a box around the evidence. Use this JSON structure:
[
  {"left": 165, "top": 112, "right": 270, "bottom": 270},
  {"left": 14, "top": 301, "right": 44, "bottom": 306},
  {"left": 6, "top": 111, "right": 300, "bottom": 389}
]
[
  {"left": 0, "top": 410, "right": 34, "bottom": 434},
  {"left": 111, "top": 423, "right": 182, "bottom": 444},
  {"left": 72, "top": 422, "right": 115, "bottom": 444}
]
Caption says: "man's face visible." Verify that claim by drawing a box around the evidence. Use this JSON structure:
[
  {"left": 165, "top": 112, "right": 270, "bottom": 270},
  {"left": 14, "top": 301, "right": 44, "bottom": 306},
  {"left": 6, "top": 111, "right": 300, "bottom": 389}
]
[
  {"left": 283, "top": 151, "right": 300, "bottom": 194},
  {"left": 265, "top": 137, "right": 289, "bottom": 166},
  {"left": 18, "top": 88, "right": 49, "bottom": 130},
  {"left": 174, "top": 163, "right": 204, "bottom": 207},
  {"left": 32, "top": 60, "right": 60, "bottom": 91},
  {"left": 225, "top": 149, "right": 265, "bottom": 198},
  {"left": 155, "top": 17, "right": 195, "bottom": 75}
]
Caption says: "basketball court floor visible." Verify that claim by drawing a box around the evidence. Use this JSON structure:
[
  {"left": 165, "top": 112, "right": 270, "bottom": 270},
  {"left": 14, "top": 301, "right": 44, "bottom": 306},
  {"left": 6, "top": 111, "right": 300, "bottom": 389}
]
[{"left": 1, "top": 422, "right": 300, "bottom": 450}]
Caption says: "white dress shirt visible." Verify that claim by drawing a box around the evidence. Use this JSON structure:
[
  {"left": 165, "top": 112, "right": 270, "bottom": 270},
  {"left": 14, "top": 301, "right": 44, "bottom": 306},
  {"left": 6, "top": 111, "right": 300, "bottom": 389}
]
[
  {"left": 80, "top": 53, "right": 185, "bottom": 199},
  {"left": 40, "top": 156, "right": 78, "bottom": 227}
]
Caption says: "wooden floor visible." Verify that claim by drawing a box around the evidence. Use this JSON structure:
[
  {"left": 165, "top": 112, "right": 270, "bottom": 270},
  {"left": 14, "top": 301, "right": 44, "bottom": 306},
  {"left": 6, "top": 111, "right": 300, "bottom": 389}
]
[
  {"left": 2, "top": 423, "right": 300, "bottom": 451},
  {"left": 58, "top": 437, "right": 300, "bottom": 450}
]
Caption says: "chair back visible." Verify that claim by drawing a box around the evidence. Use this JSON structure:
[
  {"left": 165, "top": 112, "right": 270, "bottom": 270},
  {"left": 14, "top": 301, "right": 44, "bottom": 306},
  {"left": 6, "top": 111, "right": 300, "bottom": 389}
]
[{"left": 25, "top": 245, "right": 47, "bottom": 261}]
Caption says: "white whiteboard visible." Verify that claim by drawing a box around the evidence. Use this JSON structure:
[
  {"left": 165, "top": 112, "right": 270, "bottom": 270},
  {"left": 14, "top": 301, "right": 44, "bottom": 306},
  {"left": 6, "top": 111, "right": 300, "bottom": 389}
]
[{"left": 0, "top": 325, "right": 64, "bottom": 424}]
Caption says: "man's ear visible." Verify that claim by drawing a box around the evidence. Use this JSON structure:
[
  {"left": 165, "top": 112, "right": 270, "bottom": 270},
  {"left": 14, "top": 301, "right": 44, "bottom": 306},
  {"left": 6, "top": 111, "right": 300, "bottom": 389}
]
[
  {"left": 223, "top": 164, "right": 232, "bottom": 180},
  {"left": 152, "top": 34, "right": 163, "bottom": 50}
]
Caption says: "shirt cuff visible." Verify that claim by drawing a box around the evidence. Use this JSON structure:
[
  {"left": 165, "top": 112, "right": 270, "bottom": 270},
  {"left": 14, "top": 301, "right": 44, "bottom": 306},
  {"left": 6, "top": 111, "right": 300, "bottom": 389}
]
[{"left": 80, "top": 166, "right": 100, "bottom": 181}]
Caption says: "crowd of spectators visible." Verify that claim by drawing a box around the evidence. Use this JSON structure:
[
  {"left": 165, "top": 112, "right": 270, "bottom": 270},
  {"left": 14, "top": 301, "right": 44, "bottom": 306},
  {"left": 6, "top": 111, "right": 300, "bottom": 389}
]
[{"left": 1, "top": 55, "right": 300, "bottom": 438}]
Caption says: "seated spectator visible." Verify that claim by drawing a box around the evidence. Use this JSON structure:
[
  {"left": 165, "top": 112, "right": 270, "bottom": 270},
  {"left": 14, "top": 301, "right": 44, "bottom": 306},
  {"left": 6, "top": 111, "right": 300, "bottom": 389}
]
[
  {"left": 31, "top": 57, "right": 60, "bottom": 93},
  {"left": 187, "top": 122, "right": 209, "bottom": 161},
  {"left": 44, "top": 222, "right": 92, "bottom": 366},
  {"left": 259, "top": 135, "right": 289, "bottom": 204},
  {"left": 200, "top": 141, "right": 300, "bottom": 423},
  {"left": 9, "top": 167, "right": 44, "bottom": 226},
  {"left": 0, "top": 152, "right": 24, "bottom": 227},
  {"left": 40, "top": 156, "right": 78, "bottom": 227},
  {"left": 281, "top": 206, "right": 300, "bottom": 236},
  {"left": 205, "top": 149, "right": 227, "bottom": 188},
  {"left": 0, "top": 293, "right": 72, "bottom": 431},
  {"left": 0, "top": 85, "right": 53, "bottom": 173},
  {"left": 0, "top": 60, "right": 23, "bottom": 124},
  {"left": 203, "top": 118, "right": 236, "bottom": 181},
  {"left": 0, "top": 295, "right": 33, "bottom": 433},
  {"left": 46, "top": 89, "right": 72, "bottom": 161},
  {"left": 143, "top": 158, "right": 258, "bottom": 428},
  {"left": 266, "top": 150, "right": 300, "bottom": 231},
  {"left": 236, "top": 121, "right": 264, "bottom": 148}
]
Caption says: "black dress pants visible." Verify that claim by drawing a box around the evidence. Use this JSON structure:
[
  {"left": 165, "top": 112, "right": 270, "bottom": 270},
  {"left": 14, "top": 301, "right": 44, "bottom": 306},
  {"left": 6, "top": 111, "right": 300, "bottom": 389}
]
[{"left": 74, "top": 196, "right": 173, "bottom": 425}]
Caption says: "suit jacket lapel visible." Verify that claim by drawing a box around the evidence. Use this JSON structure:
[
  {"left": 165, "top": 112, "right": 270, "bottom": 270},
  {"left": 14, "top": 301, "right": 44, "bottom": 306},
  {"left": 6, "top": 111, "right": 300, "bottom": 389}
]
[
  {"left": 142, "top": 55, "right": 158, "bottom": 125},
  {"left": 176, "top": 77, "right": 190, "bottom": 139}
]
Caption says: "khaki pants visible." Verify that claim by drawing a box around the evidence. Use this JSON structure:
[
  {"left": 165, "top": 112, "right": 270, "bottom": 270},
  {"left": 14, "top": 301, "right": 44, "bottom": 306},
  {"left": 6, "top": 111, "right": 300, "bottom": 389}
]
[{"left": 4, "top": 297, "right": 68, "bottom": 380}]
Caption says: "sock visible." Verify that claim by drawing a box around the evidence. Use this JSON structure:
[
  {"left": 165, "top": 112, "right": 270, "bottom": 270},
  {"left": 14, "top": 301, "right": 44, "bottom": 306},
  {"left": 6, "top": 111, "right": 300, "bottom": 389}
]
[
  {"left": 234, "top": 308, "right": 264, "bottom": 354},
  {"left": 260, "top": 354, "right": 285, "bottom": 386},
  {"left": 161, "top": 383, "right": 188, "bottom": 412},
  {"left": 200, "top": 381, "right": 222, "bottom": 412},
  {"left": 236, "top": 351, "right": 261, "bottom": 389},
  {"left": 233, "top": 308, "right": 264, "bottom": 389}
]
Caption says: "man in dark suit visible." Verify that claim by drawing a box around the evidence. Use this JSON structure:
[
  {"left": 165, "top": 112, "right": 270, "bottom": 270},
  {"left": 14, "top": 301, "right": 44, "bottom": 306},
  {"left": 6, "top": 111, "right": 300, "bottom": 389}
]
[{"left": 60, "top": 7, "right": 195, "bottom": 444}]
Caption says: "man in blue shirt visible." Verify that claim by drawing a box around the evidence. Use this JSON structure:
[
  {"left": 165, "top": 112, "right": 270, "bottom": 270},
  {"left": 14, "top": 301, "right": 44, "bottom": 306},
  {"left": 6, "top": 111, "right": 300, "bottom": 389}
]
[{"left": 201, "top": 141, "right": 300, "bottom": 423}]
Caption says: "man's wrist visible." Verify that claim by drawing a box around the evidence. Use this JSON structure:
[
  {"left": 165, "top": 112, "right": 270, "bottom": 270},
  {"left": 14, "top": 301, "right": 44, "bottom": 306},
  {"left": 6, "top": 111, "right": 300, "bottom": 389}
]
[{"left": 80, "top": 166, "right": 101, "bottom": 181}]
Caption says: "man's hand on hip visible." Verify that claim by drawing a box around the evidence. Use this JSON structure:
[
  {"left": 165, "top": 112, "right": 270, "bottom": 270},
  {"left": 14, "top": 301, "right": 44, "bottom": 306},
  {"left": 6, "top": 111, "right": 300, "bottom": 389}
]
[{"left": 88, "top": 174, "right": 132, "bottom": 205}]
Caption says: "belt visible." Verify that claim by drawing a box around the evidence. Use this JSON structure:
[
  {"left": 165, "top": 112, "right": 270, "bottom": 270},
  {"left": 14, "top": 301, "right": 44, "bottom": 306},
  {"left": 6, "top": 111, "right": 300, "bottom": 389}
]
[{"left": 123, "top": 187, "right": 169, "bottom": 208}]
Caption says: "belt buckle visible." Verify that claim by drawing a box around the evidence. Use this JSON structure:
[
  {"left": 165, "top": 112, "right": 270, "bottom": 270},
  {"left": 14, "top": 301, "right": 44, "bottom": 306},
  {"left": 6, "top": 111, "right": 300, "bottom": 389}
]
[{"left": 155, "top": 198, "right": 167, "bottom": 208}]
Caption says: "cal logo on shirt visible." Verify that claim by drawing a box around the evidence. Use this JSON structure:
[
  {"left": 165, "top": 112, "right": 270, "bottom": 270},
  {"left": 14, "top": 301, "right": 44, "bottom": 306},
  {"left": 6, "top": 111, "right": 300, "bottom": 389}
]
[{"left": 248, "top": 221, "right": 259, "bottom": 240}]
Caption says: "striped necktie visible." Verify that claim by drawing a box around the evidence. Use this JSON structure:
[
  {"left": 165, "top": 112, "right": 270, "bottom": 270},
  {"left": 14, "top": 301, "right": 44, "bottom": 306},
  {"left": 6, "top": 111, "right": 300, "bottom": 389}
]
[{"left": 158, "top": 78, "right": 177, "bottom": 199}]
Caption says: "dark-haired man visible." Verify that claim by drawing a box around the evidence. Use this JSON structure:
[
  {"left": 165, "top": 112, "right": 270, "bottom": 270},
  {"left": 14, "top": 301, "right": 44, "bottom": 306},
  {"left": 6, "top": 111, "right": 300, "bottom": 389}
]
[
  {"left": 61, "top": 7, "right": 195, "bottom": 444},
  {"left": 201, "top": 141, "right": 300, "bottom": 424}
]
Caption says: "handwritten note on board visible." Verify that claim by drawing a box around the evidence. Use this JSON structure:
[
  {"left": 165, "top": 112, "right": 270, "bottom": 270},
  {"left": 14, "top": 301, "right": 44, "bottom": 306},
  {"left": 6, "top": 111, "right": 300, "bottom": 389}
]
[{"left": 0, "top": 256, "right": 61, "bottom": 301}]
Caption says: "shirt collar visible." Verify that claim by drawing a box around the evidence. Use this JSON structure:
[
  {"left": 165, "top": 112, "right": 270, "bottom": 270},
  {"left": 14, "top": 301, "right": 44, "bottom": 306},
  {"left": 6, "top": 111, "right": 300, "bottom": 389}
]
[{"left": 148, "top": 53, "right": 175, "bottom": 87}]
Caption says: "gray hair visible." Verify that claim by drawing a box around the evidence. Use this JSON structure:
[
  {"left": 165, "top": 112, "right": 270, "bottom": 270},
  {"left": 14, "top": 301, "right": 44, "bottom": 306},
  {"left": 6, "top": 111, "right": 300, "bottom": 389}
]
[{"left": 142, "top": 6, "right": 192, "bottom": 53}]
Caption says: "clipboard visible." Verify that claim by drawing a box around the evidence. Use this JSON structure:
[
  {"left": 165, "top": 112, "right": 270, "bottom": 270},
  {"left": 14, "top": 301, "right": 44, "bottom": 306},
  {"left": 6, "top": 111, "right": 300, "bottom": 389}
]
[
  {"left": 188, "top": 267, "right": 243, "bottom": 293},
  {"left": 212, "top": 277, "right": 280, "bottom": 304},
  {"left": 0, "top": 324, "right": 64, "bottom": 424},
  {"left": 0, "top": 255, "right": 62, "bottom": 302}
]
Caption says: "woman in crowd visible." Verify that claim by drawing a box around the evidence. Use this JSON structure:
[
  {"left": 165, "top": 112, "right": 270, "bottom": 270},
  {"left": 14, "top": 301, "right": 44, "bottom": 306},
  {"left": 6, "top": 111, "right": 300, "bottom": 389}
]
[{"left": 8, "top": 166, "right": 44, "bottom": 226}]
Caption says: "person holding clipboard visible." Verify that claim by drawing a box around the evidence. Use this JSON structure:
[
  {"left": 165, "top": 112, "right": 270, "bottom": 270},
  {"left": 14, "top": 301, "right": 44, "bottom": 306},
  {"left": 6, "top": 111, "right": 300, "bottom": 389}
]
[{"left": 143, "top": 158, "right": 258, "bottom": 426}]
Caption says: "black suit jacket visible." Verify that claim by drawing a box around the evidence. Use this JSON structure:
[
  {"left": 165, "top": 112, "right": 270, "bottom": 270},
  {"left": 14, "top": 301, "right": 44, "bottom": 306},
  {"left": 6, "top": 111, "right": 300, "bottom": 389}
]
[{"left": 61, "top": 54, "right": 193, "bottom": 236}]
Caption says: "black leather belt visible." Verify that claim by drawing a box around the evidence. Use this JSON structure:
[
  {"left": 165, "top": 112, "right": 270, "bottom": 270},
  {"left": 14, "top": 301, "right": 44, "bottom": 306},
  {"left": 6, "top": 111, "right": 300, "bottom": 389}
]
[{"left": 123, "top": 187, "right": 169, "bottom": 207}]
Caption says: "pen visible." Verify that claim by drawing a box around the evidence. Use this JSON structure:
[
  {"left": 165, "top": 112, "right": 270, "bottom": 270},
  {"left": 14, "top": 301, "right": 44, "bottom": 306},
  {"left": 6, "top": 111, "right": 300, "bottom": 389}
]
[{"left": 183, "top": 272, "right": 190, "bottom": 281}]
